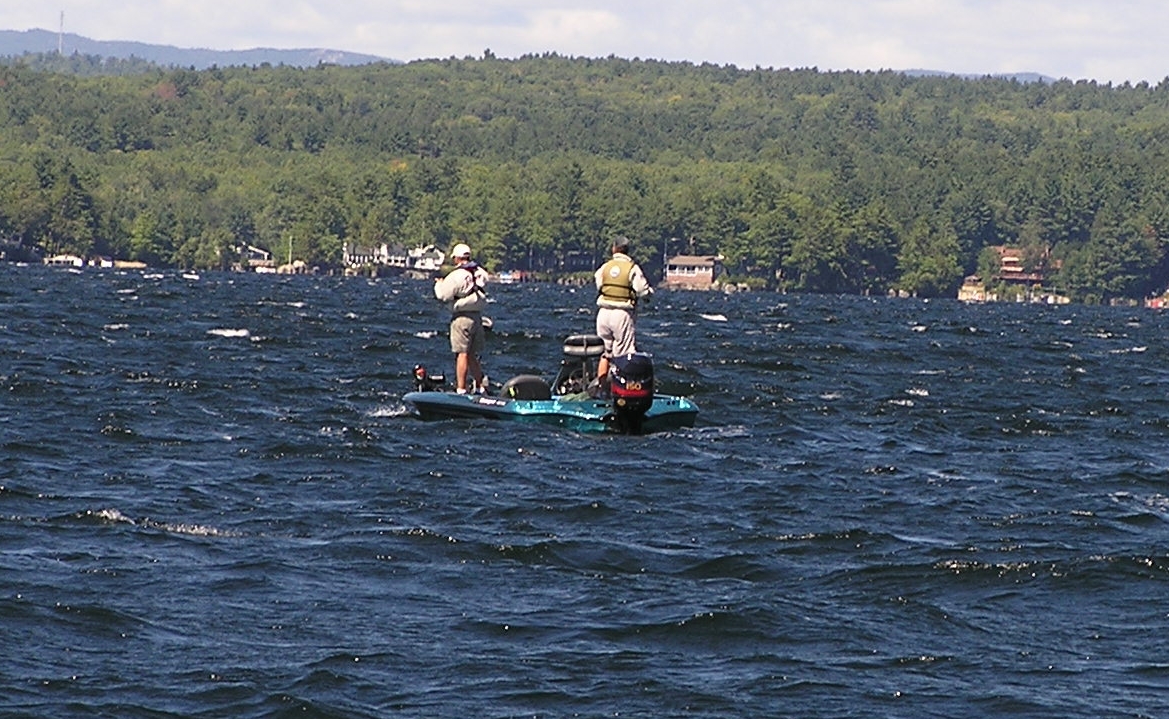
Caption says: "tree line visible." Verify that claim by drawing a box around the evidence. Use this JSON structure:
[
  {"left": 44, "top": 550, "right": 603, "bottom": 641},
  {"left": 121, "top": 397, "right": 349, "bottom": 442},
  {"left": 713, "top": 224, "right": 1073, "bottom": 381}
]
[{"left": 2, "top": 52, "right": 1169, "bottom": 301}]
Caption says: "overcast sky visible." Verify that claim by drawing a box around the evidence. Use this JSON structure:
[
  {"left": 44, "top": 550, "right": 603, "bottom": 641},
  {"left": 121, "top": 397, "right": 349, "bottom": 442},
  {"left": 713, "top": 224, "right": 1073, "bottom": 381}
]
[{"left": 4, "top": 0, "right": 1167, "bottom": 85}]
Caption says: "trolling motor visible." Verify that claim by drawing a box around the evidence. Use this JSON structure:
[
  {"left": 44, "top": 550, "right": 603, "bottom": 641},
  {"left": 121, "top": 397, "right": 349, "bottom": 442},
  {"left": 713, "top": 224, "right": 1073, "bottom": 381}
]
[
  {"left": 413, "top": 364, "right": 446, "bottom": 392},
  {"left": 608, "top": 352, "right": 655, "bottom": 434}
]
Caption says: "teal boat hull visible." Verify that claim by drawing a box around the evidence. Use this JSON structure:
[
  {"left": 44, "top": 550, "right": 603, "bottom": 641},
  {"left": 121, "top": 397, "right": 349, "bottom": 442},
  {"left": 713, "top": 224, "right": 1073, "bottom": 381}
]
[{"left": 402, "top": 391, "right": 698, "bottom": 434}]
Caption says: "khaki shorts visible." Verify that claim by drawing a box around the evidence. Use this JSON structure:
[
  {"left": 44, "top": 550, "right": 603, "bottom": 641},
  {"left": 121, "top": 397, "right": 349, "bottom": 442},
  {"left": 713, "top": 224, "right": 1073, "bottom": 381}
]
[
  {"left": 450, "top": 313, "right": 485, "bottom": 355},
  {"left": 596, "top": 306, "right": 636, "bottom": 357}
]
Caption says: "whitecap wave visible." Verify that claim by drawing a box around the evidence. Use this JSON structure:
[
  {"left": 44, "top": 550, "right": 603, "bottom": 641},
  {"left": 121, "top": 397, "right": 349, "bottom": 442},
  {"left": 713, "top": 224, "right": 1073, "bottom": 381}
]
[
  {"left": 207, "top": 328, "right": 250, "bottom": 338},
  {"left": 368, "top": 404, "right": 413, "bottom": 418},
  {"left": 146, "top": 520, "right": 239, "bottom": 537},
  {"left": 91, "top": 508, "right": 238, "bottom": 537},
  {"left": 678, "top": 424, "right": 750, "bottom": 439},
  {"left": 91, "top": 508, "right": 134, "bottom": 524}
]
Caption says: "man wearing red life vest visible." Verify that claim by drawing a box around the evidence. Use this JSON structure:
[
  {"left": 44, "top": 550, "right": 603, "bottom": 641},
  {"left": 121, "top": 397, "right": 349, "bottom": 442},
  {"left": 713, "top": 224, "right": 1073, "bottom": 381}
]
[{"left": 594, "top": 236, "right": 653, "bottom": 382}]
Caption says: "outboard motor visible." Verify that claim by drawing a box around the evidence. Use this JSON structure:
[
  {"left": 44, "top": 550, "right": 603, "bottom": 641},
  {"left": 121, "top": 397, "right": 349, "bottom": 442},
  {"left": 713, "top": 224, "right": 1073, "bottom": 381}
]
[
  {"left": 609, "top": 352, "right": 655, "bottom": 434},
  {"left": 413, "top": 364, "right": 446, "bottom": 392}
]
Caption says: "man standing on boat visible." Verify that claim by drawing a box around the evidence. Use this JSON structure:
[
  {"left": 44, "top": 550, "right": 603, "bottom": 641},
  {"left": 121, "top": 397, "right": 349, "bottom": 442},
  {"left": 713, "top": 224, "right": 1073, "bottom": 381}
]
[
  {"left": 594, "top": 236, "right": 653, "bottom": 383},
  {"left": 434, "top": 243, "right": 489, "bottom": 394}
]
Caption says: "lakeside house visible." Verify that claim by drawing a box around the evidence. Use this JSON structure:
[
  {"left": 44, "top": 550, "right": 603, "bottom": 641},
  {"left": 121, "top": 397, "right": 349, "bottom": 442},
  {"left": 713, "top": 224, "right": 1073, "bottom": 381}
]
[
  {"left": 405, "top": 245, "right": 445, "bottom": 277},
  {"left": 341, "top": 242, "right": 446, "bottom": 277},
  {"left": 662, "top": 254, "right": 725, "bottom": 290},
  {"left": 495, "top": 270, "right": 532, "bottom": 284},
  {"left": 957, "top": 275, "right": 991, "bottom": 302},
  {"left": 958, "top": 245, "right": 1068, "bottom": 304},
  {"left": 44, "top": 254, "right": 85, "bottom": 267},
  {"left": 238, "top": 245, "right": 274, "bottom": 272},
  {"left": 43, "top": 254, "right": 147, "bottom": 270}
]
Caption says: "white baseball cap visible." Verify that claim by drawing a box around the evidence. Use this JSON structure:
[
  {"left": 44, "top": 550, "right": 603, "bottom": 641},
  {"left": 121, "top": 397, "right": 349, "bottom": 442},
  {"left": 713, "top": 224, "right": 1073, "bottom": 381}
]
[{"left": 452, "top": 243, "right": 471, "bottom": 258}]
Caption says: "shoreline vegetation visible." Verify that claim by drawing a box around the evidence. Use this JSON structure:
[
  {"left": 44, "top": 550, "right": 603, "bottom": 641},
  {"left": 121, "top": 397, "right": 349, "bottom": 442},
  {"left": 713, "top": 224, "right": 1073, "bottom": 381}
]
[
  {"left": 13, "top": 258, "right": 1143, "bottom": 306},
  {"left": 3, "top": 54, "right": 1169, "bottom": 304}
]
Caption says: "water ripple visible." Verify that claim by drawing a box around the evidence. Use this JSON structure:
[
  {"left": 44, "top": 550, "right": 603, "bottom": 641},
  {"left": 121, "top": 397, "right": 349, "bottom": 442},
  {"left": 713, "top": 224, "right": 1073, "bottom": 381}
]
[{"left": 5, "top": 265, "right": 1169, "bottom": 717}]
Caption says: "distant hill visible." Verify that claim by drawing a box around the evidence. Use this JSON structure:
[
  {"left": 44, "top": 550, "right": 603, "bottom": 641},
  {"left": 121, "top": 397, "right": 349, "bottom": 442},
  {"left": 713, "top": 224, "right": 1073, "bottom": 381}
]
[
  {"left": 3, "top": 28, "right": 1054, "bottom": 80},
  {"left": 0, "top": 28, "right": 394, "bottom": 69},
  {"left": 903, "top": 68, "right": 1056, "bottom": 84}
]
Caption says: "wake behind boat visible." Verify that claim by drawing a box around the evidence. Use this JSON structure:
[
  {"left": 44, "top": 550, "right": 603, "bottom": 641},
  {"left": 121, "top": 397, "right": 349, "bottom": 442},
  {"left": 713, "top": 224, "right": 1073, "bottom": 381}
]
[{"left": 403, "top": 334, "right": 698, "bottom": 434}]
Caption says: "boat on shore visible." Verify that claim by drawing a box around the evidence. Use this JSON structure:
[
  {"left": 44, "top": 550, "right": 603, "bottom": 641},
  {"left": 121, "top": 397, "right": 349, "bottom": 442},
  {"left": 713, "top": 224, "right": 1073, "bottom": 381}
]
[{"left": 403, "top": 334, "right": 698, "bottom": 434}]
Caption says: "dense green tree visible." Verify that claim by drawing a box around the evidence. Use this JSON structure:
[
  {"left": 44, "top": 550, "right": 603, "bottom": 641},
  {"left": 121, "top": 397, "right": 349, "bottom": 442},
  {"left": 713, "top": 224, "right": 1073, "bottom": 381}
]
[
  {"left": 1, "top": 56, "right": 1169, "bottom": 299},
  {"left": 40, "top": 158, "right": 98, "bottom": 256},
  {"left": 844, "top": 201, "right": 900, "bottom": 294},
  {"left": 896, "top": 219, "right": 964, "bottom": 298},
  {"left": 127, "top": 211, "right": 164, "bottom": 265},
  {"left": 740, "top": 191, "right": 815, "bottom": 281},
  {"left": 784, "top": 205, "right": 849, "bottom": 293},
  {"left": 1059, "top": 209, "right": 1164, "bottom": 302}
]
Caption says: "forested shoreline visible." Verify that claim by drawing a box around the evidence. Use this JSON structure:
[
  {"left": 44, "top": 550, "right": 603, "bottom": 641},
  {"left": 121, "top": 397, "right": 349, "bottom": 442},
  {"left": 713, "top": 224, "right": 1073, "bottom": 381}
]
[{"left": 2, "top": 53, "right": 1169, "bottom": 301}]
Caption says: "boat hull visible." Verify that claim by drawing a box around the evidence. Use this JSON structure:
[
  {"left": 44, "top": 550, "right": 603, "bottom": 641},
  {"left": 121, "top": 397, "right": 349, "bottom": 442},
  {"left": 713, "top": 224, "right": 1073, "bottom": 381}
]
[{"left": 402, "top": 391, "right": 698, "bottom": 433}]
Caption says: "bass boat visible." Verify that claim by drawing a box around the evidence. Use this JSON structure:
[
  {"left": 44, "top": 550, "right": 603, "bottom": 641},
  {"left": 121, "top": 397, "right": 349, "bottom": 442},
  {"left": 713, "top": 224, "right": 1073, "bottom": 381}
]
[{"left": 403, "top": 334, "right": 698, "bottom": 434}]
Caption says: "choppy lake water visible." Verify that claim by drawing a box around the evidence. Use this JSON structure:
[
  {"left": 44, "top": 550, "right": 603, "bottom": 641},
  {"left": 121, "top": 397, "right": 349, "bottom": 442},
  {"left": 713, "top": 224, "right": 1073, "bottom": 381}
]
[{"left": 3, "top": 264, "right": 1169, "bottom": 718}]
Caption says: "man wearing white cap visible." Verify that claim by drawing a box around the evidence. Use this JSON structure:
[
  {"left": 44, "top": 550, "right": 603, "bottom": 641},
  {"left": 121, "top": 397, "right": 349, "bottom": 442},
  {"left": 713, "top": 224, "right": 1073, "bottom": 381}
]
[{"left": 434, "top": 242, "right": 489, "bottom": 394}]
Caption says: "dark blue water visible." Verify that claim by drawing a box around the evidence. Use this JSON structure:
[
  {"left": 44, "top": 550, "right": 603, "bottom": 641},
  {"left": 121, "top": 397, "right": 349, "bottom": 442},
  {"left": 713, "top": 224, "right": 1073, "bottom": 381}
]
[{"left": 4, "top": 264, "right": 1169, "bottom": 718}]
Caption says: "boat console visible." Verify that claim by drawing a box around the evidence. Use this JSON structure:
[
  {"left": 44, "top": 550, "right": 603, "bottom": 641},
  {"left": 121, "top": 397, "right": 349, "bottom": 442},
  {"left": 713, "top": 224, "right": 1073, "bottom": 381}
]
[{"left": 552, "top": 333, "right": 605, "bottom": 395}]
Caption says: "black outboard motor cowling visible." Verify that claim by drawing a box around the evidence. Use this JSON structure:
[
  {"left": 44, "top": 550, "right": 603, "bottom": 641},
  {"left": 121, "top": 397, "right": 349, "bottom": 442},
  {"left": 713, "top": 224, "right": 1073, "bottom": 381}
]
[{"left": 609, "top": 352, "right": 654, "bottom": 434}]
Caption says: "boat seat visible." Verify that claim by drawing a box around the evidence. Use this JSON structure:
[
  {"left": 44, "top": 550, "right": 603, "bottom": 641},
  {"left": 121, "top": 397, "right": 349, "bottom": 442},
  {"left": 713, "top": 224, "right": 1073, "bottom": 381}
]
[
  {"left": 562, "top": 334, "right": 605, "bottom": 358},
  {"left": 501, "top": 374, "right": 552, "bottom": 400}
]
